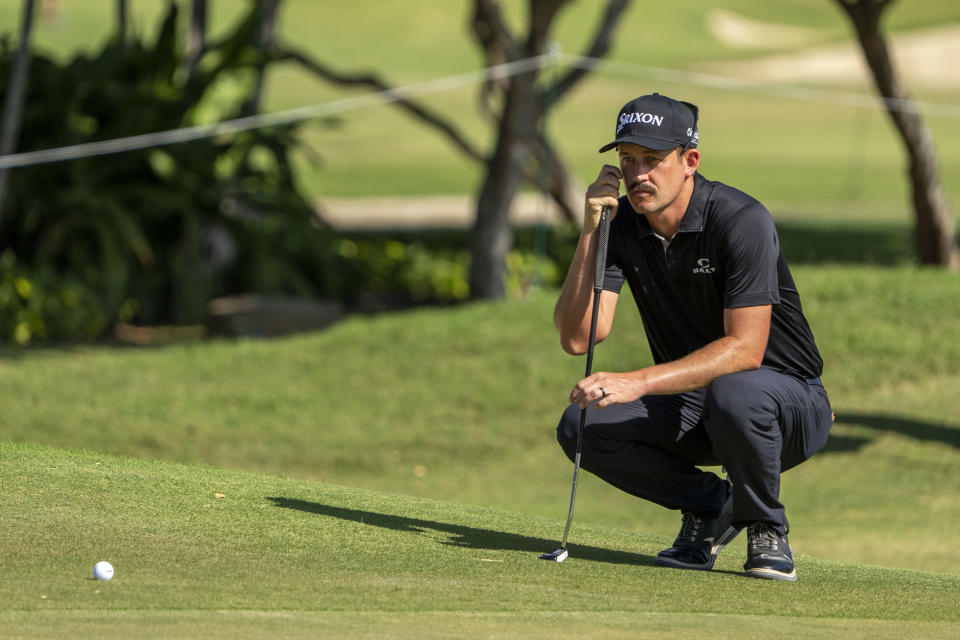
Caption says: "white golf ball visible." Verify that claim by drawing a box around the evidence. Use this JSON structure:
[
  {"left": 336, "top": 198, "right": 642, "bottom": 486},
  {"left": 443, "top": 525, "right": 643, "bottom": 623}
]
[{"left": 93, "top": 561, "right": 114, "bottom": 581}]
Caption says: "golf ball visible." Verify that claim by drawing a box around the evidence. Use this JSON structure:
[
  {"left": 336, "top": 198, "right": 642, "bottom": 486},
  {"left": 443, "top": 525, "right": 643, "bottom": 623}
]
[{"left": 93, "top": 561, "right": 114, "bottom": 581}]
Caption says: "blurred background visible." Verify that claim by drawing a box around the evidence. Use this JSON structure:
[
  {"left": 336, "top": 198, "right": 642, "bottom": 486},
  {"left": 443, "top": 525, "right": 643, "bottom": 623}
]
[{"left": 1, "top": 0, "right": 958, "bottom": 575}]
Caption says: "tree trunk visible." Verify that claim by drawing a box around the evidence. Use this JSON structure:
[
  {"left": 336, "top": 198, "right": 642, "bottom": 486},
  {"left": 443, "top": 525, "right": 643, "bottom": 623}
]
[
  {"left": 0, "top": 0, "right": 36, "bottom": 235},
  {"left": 835, "top": 0, "right": 959, "bottom": 268},
  {"left": 468, "top": 0, "right": 567, "bottom": 299},
  {"left": 468, "top": 0, "right": 630, "bottom": 297},
  {"left": 470, "top": 75, "right": 540, "bottom": 298}
]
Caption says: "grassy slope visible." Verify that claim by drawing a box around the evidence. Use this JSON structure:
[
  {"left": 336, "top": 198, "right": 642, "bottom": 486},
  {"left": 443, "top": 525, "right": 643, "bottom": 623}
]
[
  {"left": 2, "top": 442, "right": 959, "bottom": 640},
  {"left": 2, "top": 266, "right": 959, "bottom": 576}
]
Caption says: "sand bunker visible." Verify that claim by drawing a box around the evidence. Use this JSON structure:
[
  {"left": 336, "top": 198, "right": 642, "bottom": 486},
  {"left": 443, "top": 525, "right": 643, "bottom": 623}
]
[{"left": 703, "top": 10, "right": 960, "bottom": 90}]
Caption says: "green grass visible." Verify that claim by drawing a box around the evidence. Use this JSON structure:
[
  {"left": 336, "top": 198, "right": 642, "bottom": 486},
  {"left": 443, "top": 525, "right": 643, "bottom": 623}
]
[
  {"left": 2, "top": 5, "right": 960, "bottom": 631},
  {"left": 2, "top": 442, "right": 959, "bottom": 639},
  {"left": 2, "top": 265, "right": 959, "bottom": 577}
]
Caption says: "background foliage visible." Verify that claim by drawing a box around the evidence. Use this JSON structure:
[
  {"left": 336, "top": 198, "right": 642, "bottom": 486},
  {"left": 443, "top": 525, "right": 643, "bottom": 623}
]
[
  {"left": 0, "top": 1, "right": 574, "bottom": 345},
  {"left": 0, "top": 4, "right": 337, "bottom": 343},
  {"left": 3, "top": 0, "right": 960, "bottom": 344}
]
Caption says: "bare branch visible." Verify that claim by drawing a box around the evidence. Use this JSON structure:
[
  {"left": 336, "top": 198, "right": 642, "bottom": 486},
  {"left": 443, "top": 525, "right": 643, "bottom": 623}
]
[
  {"left": 185, "top": 0, "right": 207, "bottom": 77},
  {"left": 242, "top": 0, "right": 281, "bottom": 116},
  {"left": 116, "top": 0, "right": 127, "bottom": 44},
  {"left": 471, "top": 0, "right": 521, "bottom": 63},
  {"left": 549, "top": 0, "right": 631, "bottom": 102},
  {"left": 271, "top": 44, "right": 487, "bottom": 164},
  {"left": 526, "top": 0, "right": 570, "bottom": 53},
  {"left": 833, "top": 0, "right": 894, "bottom": 24},
  {"left": 471, "top": 0, "right": 520, "bottom": 122},
  {"left": 524, "top": 135, "right": 580, "bottom": 222}
]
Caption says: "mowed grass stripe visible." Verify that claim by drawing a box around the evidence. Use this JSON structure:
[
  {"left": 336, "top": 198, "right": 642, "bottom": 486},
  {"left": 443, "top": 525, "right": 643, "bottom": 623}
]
[
  {"left": 4, "top": 611, "right": 960, "bottom": 640},
  {"left": 1, "top": 443, "right": 958, "bottom": 639}
]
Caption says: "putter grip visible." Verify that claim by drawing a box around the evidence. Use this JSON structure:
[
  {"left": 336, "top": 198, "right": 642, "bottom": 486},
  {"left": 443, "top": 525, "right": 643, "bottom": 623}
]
[{"left": 594, "top": 206, "right": 612, "bottom": 291}]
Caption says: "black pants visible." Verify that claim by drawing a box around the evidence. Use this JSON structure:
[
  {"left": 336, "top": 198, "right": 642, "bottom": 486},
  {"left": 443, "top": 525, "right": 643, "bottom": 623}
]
[{"left": 555, "top": 368, "right": 833, "bottom": 535}]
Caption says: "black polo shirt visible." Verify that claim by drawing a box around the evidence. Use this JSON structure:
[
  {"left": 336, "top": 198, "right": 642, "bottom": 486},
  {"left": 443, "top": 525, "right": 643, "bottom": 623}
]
[{"left": 603, "top": 173, "right": 823, "bottom": 380}]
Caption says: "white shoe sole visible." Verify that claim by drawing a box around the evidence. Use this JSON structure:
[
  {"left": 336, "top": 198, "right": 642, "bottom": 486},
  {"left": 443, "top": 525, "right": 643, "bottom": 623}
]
[
  {"left": 744, "top": 566, "right": 798, "bottom": 582},
  {"left": 653, "top": 556, "right": 715, "bottom": 571}
]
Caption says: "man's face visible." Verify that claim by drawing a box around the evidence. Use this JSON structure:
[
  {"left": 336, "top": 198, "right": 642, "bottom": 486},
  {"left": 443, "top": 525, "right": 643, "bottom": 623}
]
[{"left": 618, "top": 143, "right": 691, "bottom": 216}]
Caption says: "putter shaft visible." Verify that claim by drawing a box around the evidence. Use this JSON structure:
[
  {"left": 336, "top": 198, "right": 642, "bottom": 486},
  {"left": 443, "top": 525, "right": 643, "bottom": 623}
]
[{"left": 540, "top": 206, "right": 611, "bottom": 561}]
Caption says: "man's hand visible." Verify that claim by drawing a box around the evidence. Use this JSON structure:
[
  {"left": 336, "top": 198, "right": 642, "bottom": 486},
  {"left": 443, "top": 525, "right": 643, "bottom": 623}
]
[
  {"left": 569, "top": 370, "right": 646, "bottom": 409},
  {"left": 584, "top": 164, "right": 622, "bottom": 232},
  {"left": 568, "top": 305, "right": 773, "bottom": 406}
]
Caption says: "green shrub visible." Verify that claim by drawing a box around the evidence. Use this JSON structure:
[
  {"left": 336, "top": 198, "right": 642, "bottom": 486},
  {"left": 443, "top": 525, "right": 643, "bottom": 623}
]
[
  {"left": 0, "top": 251, "right": 108, "bottom": 345},
  {"left": 327, "top": 225, "right": 577, "bottom": 307}
]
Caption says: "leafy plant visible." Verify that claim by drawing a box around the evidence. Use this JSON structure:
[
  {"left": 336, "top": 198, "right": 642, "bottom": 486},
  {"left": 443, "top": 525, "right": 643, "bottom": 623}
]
[
  {"left": 0, "top": 250, "right": 107, "bottom": 345},
  {"left": 0, "top": 3, "right": 331, "bottom": 340}
]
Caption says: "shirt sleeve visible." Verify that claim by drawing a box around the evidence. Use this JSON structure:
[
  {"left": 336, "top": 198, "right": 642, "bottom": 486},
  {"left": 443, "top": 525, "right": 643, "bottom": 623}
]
[
  {"left": 722, "top": 202, "right": 781, "bottom": 308},
  {"left": 602, "top": 253, "right": 625, "bottom": 294}
]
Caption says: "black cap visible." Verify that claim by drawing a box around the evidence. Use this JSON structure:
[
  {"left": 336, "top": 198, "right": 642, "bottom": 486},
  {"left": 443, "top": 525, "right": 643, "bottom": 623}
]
[{"left": 598, "top": 93, "right": 699, "bottom": 153}]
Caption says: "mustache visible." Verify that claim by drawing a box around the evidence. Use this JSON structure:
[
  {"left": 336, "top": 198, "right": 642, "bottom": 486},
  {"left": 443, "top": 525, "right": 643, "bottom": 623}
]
[{"left": 628, "top": 181, "right": 656, "bottom": 194}]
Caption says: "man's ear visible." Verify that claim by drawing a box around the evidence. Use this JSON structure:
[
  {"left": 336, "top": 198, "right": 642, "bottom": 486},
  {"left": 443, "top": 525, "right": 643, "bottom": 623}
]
[{"left": 682, "top": 149, "right": 700, "bottom": 177}]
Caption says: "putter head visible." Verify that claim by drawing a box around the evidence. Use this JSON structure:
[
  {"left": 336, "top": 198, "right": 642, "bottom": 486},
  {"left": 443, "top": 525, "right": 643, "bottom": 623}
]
[{"left": 539, "top": 548, "right": 569, "bottom": 562}]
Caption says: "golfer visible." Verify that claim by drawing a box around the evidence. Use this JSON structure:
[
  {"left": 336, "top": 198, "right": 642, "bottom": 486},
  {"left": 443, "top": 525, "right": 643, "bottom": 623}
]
[{"left": 553, "top": 93, "right": 832, "bottom": 581}]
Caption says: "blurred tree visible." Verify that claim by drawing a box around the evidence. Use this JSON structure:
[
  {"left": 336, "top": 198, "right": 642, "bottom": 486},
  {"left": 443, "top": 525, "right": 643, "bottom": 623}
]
[
  {"left": 273, "top": 0, "right": 631, "bottom": 299},
  {"left": 0, "top": 0, "right": 35, "bottom": 233},
  {"left": 467, "top": 0, "right": 630, "bottom": 298},
  {"left": 833, "top": 0, "right": 959, "bottom": 269}
]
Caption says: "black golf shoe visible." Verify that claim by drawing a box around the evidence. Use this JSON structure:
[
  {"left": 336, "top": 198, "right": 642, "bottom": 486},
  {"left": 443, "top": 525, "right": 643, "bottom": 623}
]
[
  {"left": 743, "top": 522, "right": 797, "bottom": 582},
  {"left": 654, "top": 492, "right": 741, "bottom": 571}
]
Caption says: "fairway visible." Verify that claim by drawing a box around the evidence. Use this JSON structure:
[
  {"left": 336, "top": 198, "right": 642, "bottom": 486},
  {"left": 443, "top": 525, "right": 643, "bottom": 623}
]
[{"left": 2, "top": 442, "right": 959, "bottom": 639}]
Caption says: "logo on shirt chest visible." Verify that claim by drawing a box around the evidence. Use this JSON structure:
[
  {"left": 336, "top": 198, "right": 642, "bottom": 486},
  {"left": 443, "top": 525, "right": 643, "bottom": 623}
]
[{"left": 692, "top": 258, "right": 716, "bottom": 275}]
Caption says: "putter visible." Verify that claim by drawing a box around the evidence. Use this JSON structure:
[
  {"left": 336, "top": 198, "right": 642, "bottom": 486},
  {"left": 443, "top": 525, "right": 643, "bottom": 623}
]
[{"left": 540, "top": 205, "right": 612, "bottom": 563}]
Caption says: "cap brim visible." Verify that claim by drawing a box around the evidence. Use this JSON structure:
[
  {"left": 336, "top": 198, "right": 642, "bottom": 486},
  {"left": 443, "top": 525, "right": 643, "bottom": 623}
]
[{"left": 598, "top": 135, "right": 679, "bottom": 153}]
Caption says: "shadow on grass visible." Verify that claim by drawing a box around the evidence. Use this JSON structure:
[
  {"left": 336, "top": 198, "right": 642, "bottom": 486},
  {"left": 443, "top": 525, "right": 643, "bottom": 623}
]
[
  {"left": 821, "top": 433, "right": 873, "bottom": 454},
  {"left": 839, "top": 412, "right": 960, "bottom": 447},
  {"left": 825, "top": 412, "right": 960, "bottom": 454},
  {"left": 267, "top": 496, "right": 655, "bottom": 567}
]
